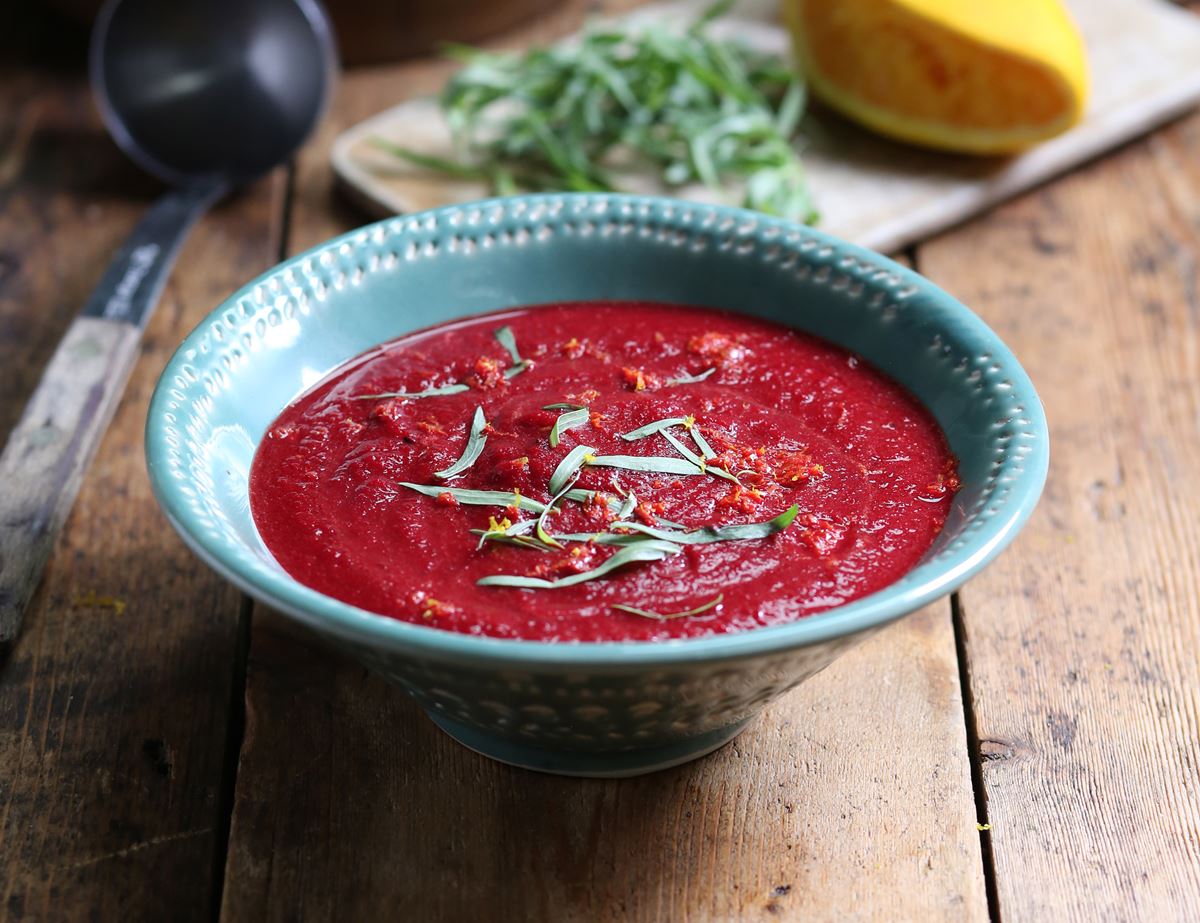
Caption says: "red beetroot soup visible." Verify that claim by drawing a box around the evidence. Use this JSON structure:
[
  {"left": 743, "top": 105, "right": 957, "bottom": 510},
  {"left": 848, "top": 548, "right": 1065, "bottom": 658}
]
[{"left": 250, "top": 302, "right": 959, "bottom": 641}]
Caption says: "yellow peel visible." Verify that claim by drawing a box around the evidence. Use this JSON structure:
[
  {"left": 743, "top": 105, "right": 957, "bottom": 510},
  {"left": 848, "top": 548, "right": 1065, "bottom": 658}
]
[{"left": 784, "top": 0, "right": 1089, "bottom": 154}]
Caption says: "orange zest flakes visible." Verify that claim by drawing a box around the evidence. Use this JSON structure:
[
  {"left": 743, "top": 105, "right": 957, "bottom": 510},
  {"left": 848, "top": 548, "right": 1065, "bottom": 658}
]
[
  {"left": 922, "top": 471, "right": 961, "bottom": 498},
  {"left": 499, "top": 455, "right": 529, "bottom": 475},
  {"left": 589, "top": 412, "right": 606, "bottom": 429},
  {"left": 532, "top": 544, "right": 601, "bottom": 579},
  {"left": 716, "top": 485, "right": 763, "bottom": 514},
  {"left": 776, "top": 451, "right": 825, "bottom": 485},
  {"left": 797, "top": 515, "right": 845, "bottom": 558},
  {"left": 420, "top": 597, "right": 447, "bottom": 619},
  {"left": 369, "top": 399, "right": 405, "bottom": 424},
  {"left": 577, "top": 388, "right": 601, "bottom": 404},
  {"left": 416, "top": 419, "right": 445, "bottom": 435},
  {"left": 561, "top": 337, "right": 586, "bottom": 359},
  {"left": 468, "top": 355, "right": 506, "bottom": 390},
  {"left": 687, "top": 330, "right": 747, "bottom": 366},
  {"left": 620, "top": 367, "right": 664, "bottom": 392},
  {"left": 634, "top": 501, "right": 664, "bottom": 526},
  {"left": 407, "top": 590, "right": 449, "bottom": 620},
  {"left": 504, "top": 488, "right": 523, "bottom": 520},
  {"left": 622, "top": 367, "right": 648, "bottom": 391},
  {"left": 583, "top": 491, "right": 615, "bottom": 523},
  {"left": 436, "top": 491, "right": 459, "bottom": 507}
]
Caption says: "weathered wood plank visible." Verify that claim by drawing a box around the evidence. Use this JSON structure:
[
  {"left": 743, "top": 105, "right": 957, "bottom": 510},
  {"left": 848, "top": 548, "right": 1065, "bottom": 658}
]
[
  {"left": 917, "top": 113, "right": 1200, "bottom": 920},
  {"left": 0, "top": 26, "right": 286, "bottom": 918},
  {"left": 222, "top": 605, "right": 984, "bottom": 922},
  {"left": 0, "top": 47, "right": 156, "bottom": 440},
  {"left": 0, "top": 318, "right": 141, "bottom": 641},
  {"left": 222, "top": 18, "right": 987, "bottom": 915}
]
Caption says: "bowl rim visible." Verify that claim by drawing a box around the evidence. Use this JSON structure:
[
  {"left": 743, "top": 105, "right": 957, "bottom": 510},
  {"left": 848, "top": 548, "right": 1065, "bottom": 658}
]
[{"left": 146, "top": 192, "right": 1048, "bottom": 669}]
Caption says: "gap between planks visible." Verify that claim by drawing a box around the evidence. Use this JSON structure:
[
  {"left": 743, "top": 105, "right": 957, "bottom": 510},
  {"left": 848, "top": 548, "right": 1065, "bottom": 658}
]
[
  {"left": 918, "top": 112, "right": 1200, "bottom": 920},
  {"left": 207, "top": 161, "right": 299, "bottom": 923},
  {"left": 904, "top": 241, "right": 1002, "bottom": 923}
]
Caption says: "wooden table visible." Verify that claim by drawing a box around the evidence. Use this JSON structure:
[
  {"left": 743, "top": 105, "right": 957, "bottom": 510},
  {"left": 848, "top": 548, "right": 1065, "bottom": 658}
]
[{"left": 3, "top": 4, "right": 1199, "bottom": 920}]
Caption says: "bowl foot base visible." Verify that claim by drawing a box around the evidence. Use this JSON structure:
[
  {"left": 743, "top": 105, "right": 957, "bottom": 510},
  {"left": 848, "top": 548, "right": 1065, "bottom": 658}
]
[{"left": 426, "top": 712, "right": 752, "bottom": 778}]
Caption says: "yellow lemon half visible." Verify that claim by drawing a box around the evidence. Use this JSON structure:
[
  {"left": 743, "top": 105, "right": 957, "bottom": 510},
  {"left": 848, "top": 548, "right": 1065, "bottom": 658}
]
[{"left": 784, "top": 0, "right": 1089, "bottom": 154}]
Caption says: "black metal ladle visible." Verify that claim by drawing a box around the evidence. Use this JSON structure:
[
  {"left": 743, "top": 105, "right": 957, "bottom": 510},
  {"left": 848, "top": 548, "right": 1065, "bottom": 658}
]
[{"left": 0, "top": 0, "right": 337, "bottom": 641}]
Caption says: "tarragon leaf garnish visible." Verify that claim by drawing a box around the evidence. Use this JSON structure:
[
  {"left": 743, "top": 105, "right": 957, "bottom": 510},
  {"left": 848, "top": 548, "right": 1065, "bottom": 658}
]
[
  {"left": 435, "top": 405, "right": 488, "bottom": 479},
  {"left": 612, "top": 592, "right": 725, "bottom": 620},
  {"left": 351, "top": 382, "right": 470, "bottom": 401},
  {"left": 548, "top": 444, "right": 596, "bottom": 495},
  {"left": 609, "top": 504, "right": 800, "bottom": 544},
  {"left": 665, "top": 367, "right": 716, "bottom": 386},
  {"left": 477, "top": 539, "right": 683, "bottom": 588},
  {"left": 549, "top": 407, "right": 590, "bottom": 448},
  {"left": 399, "top": 482, "right": 547, "bottom": 514}
]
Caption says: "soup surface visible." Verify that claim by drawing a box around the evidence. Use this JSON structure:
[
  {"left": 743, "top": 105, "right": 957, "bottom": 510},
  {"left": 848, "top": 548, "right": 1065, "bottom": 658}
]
[{"left": 250, "top": 302, "right": 959, "bottom": 641}]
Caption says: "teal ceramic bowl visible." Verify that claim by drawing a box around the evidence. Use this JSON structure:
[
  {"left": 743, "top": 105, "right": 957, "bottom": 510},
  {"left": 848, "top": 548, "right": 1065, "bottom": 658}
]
[{"left": 146, "top": 193, "right": 1047, "bottom": 777}]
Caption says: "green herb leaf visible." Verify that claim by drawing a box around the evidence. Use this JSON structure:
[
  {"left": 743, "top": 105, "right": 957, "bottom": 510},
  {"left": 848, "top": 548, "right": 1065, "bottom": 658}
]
[
  {"left": 495, "top": 325, "right": 532, "bottom": 379},
  {"left": 665, "top": 367, "right": 716, "bottom": 386},
  {"left": 548, "top": 444, "right": 596, "bottom": 495},
  {"left": 494, "top": 325, "right": 523, "bottom": 366},
  {"left": 535, "top": 472, "right": 581, "bottom": 549},
  {"left": 399, "top": 482, "right": 547, "bottom": 514},
  {"left": 477, "top": 539, "right": 682, "bottom": 588},
  {"left": 471, "top": 532, "right": 553, "bottom": 552},
  {"left": 549, "top": 407, "right": 590, "bottom": 448},
  {"left": 612, "top": 592, "right": 724, "bottom": 620},
  {"left": 661, "top": 429, "right": 706, "bottom": 469},
  {"left": 586, "top": 454, "right": 704, "bottom": 477},
  {"left": 689, "top": 425, "right": 717, "bottom": 460},
  {"left": 351, "top": 382, "right": 470, "bottom": 400},
  {"left": 368, "top": 137, "right": 492, "bottom": 180},
  {"left": 610, "top": 503, "right": 800, "bottom": 543},
  {"left": 548, "top": 531, "right": 640, "bottom": 545},
  {"left": 621, "top": 417, "right": 690, "bottom": 441},
  {"left": 435, "top": 406, "right": 488, "bottom": 479},
  {"left": 475, "top": 528, "right": 554, "bottom": 552},
  {"left": 662, "top": 429, "right": 739, "bottom": 484},
  {"left": 617, "top": 491, "right": 637, "bottom": 521},
  {"left": 472, "top": 518, "right": 547, "bottom": 551},
  {"left": 543, "top": 402, "right": 586, "bottom": 411}
]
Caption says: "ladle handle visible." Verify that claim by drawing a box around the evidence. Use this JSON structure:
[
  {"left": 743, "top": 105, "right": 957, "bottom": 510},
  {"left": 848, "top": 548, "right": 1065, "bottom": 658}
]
[{"left": 0, "top": 175, "right": 227, "bottom": 643}]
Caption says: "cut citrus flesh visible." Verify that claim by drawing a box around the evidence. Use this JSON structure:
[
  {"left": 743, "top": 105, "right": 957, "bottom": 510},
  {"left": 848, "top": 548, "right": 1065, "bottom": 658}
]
[{"left": 784, "top": 0, "right": 1089, "bottom": 154}]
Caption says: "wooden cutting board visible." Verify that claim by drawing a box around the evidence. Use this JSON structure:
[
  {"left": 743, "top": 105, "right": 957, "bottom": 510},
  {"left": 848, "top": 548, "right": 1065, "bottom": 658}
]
[{"left": 331, "top": 0, "right": 1200, "bottom": 253}]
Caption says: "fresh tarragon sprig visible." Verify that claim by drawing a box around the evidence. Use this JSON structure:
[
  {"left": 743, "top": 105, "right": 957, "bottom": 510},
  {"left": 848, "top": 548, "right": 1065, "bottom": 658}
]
[{"left": 370, "top": 1, "right": 818, "bottom": 223}]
